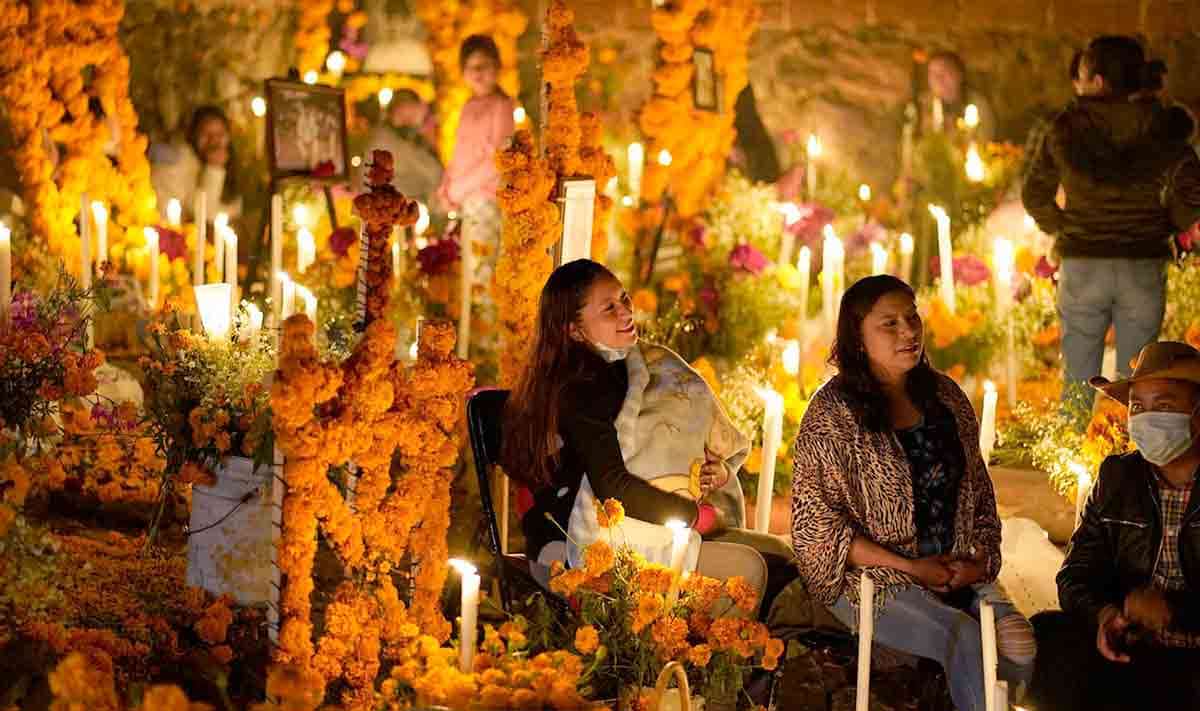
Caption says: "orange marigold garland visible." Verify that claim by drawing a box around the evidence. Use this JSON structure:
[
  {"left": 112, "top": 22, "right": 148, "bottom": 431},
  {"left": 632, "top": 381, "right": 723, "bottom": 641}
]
[
  {"left": 272, "top": 150, "right": 473, "bottom": 705},
  {"left": 0, "top": 0, "right": 159, "bottom": 276},
  {"left": 353, "top": 150, "right": 419, "bottom": 324},
  {"left": 415, "top": 0, "right": 527, "bottom": 164},
  {"left": 294, "top": 0, "right": 336, "bottom": 76}
]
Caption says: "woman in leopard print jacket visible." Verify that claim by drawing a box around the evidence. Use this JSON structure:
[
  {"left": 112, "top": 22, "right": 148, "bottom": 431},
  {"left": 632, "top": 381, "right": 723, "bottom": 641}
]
[{"left": 790, "top": 275, "right": 1036, "bottom": 711}]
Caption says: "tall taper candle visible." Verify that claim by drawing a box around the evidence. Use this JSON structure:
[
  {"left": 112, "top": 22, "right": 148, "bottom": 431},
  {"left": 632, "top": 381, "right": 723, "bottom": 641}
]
[
  {"left": 797, "top": 245, "right": 811, "bottom": 348},
  {"left": 929, "top": 205, "right": 955, "bottom": 314},
  {"left": 856, "top": 573, "right": 875, "bottom": 711},
  {"left": 981, "top": 600, "right": 998, "bottom": 711},
  {"left": 90, "top": 201, "right": 108, "bottom": 272},
  {"left": 223, "top": 227, "right": 238, "bottom": 317},
  {"left": 665, "top": 520, "right": 691, "bottom": 607},
  {"left": 0, "top": 224, "right": 10, "bottom": 333},
  {"left": 755, "top": 387, "right": 785, "bottom": 534},
  {"left": 145, "top": 227, "right": 159, "bottom": 310},
  {"left": 899, "top": 233, "right": 914, "bottom": 285},
  {"left": 213, "top": 212, "right": 227, "bottom": 282},
  {"left": 449, "top": 559, "right": 480, "bottom": 673},
  {"left": 194, "top": 192, "right": 207, "bottom": 286},
  {"left": 627, "top": 142, "right": 644, "bottom": 199},
  {"left": 979, "top": 380, "right": 998, "bottom": 465},
  {"left": 270, "top": 194, "right": 283, "bottom": 328}
]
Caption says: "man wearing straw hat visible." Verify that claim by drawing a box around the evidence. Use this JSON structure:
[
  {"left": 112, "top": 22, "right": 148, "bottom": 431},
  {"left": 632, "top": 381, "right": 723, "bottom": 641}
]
[{"left": 1028, "top": 341, "right": 1200, "bottom": 709}]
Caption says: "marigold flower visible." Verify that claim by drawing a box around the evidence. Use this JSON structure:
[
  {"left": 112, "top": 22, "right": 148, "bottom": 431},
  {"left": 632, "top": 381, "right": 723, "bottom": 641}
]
[
  {"left": 688, "top": 643, "right": 712, "bottom": 667},
  {"left": 726, "top": 576, "right": 759, "bottom": 612},
  {"left": 582, "top": 540, "right": 615, "bottom": 577},
  {"left": 594, "top": 497, "right": 625, "bottom": 528},
  {"left": 574, "top": 625, "right": 600, "bottom": 654}
]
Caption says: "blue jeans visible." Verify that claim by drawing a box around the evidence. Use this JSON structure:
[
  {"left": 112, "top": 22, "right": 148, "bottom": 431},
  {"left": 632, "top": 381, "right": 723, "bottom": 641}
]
[
  {"left": 831, "top": 583, "right": 1034, "bottom": 711},
  {"left": 1057, "top": 257, "right": 1166, "bottom": 416}
]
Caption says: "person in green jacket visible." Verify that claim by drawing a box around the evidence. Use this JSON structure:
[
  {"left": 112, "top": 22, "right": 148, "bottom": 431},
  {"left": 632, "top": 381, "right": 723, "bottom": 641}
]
[{"left": 1022, "top": 35, "right": 1200, "bottom": 419}]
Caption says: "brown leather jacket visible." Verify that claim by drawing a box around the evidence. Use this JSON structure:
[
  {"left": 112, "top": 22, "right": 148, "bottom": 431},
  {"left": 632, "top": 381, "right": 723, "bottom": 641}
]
[
  {"left": 1058, "top": 452, "right": 1200, "bottom": 633},
  {"left": 1022, "top": 95, "right": 1200, "bottom": 259}
]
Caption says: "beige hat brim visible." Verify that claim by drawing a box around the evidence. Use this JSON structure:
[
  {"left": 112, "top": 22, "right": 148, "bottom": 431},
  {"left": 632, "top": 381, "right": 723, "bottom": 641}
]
[{"left": 1090, "top": 362, "right": 1200, "bottom": 403}]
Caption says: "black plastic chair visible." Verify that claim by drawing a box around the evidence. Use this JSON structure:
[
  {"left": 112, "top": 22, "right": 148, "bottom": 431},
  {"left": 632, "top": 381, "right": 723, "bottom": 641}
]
[{"left": 466, "top": 389, "right": 566, "bottom": 613}]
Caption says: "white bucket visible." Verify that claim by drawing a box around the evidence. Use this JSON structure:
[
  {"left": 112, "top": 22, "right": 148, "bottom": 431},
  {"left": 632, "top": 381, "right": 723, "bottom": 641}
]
[{"left": 187, "top": 456, "right": 280, "bottom": 606}]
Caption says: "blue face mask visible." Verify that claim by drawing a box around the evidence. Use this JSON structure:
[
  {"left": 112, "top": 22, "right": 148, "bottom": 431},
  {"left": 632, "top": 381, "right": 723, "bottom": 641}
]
[{"left": 1129, "top": 408, "right": 1198, "bottom": 467}]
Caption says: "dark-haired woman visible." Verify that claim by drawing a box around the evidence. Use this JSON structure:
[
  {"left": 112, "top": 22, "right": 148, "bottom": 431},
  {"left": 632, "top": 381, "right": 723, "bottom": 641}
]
[
  {"left": 791, "top": 275, "right": 1035, "bottom": 711},
  {"left": 1023, "top": 35, "right": 1200, "bottom": 417},
  {"left": 151, "top": 106, "right": 241, "bottom": 220},
  {"left": 503, "top": 259, "right": 798, "bottom": 618}
]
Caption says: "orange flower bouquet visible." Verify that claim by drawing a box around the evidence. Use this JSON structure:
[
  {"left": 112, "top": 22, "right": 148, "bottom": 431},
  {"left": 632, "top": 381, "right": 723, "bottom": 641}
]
[{"left": 545, "top": 499, "right": 783, "bottom": 706}]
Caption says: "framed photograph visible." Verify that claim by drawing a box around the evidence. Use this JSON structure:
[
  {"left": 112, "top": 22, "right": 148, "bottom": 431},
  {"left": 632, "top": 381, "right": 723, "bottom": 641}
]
[
  {"left": 554, "top": 177, "right": 597, "bottom": 266},
  {"left": 692, "top": 47, "right": 721, "bottom": 112},
  {"left": 265, "top": 79, "right": 350, "bottom": 182}
]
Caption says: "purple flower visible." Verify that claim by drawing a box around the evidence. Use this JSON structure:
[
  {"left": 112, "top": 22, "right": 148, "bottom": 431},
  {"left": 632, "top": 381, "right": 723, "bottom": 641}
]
[
  {"left": 330, "top": 227, "right": 357, "bottom": 257},
  {"left": 729, "top": 244, "right": 769, "bottom": 275},
  {"left": 698, "top": 284, "right": 720, "bottom": 314},
  {"left": 417, "top": 238, "right": 461, "bottom": 276},
  {"left": 9, "top": 291, "right": 38, "bottom": 331},
  {"left": 929, "top": 254, "right": 991, "bottom": 287},
  {"left": 785, "top": 203, "right": 836, "bottom": 245},
  {"left": 682, "top": 223, "right": 708, "bottom": 251}
]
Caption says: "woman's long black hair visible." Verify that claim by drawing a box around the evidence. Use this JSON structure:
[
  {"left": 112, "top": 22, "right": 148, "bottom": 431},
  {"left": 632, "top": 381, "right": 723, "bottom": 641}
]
[{"left": 829, "top": 275, "right": 942, "bottom": 433}]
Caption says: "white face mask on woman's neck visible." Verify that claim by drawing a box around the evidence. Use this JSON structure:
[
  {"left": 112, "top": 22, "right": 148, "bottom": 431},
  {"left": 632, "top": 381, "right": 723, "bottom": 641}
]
[{"left": 586, "top": 337, "right": 636, "bottom": 363}]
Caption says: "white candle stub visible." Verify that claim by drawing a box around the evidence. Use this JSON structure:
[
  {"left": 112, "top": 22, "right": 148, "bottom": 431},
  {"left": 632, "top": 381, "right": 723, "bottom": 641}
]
[{"left": 449, "top": 558, "right": 481, "bottom": 673}]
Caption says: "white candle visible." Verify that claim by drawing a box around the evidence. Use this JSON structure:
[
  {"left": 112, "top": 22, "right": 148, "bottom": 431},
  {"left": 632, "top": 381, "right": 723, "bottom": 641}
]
[
  {"left": 858, "top": 183, "right": 872, "bottom": 228},
  {"left": 776, "top": 202, "right": 800, "bottom": 266},
  {"left": 559, "top": 179, "right": 596, "bottom": 265},
  {"left": 932, "top": 97, "right": 945, "bottom": 132},
  {"left": 899, "top": 233, "right": 914, "bottom": 284},
  {"left": 1072, "top": 462, "right": 1092, "bottom": 530},
  {"left": 981, "top": 600, "right": 998, "bottom": 711},
  {"left": 966, "top": 143, "right": 986, "bottom": 183},
  {"left": 995, "top": 680, "right": 1009, "bottom": 711},
  {"left": 754, "top": 387, "right": 785, "bottom": 534},
  {"left": 929, "top": 205, "right": 954, "bottom": 314},
  {"left": 296, "top": 228, "right": 316, "bottom": 274},
  {"left": 797, "top": 245, "right": 811, "bottom": 348},
  {"left": 665, "top": 519, "right": 690, "bottom": 606},
  {"left": 964, "top": 103, "right": 980, "bottom": 133},
  {"left": 270, "top": 194, "right": 283, "bottom": 328},
  {"left": 856, "top": 573, "right": 875, "bottom": 711},
  {"left": 90, "top": 201, "right": 108, "bottom": 272},
  {"left": 980, "top": 380, "right": 998, "bottom": 465},
  {"left": 782, "top": 340, "right": 800, "bottom": 377},
  {"left": 145, "top": 227, "right": 159, "bottom": 310},
  {"left": 213, "top": 212, "right": 228, "bottom": 282},
  {"left": 194, "top": 283, "right": 233, "bottom": 341},
  {"left": 241, "top": 301, "right": 263, "bottom": 341},
  {"left": 79, "top": 195, "right": 91, "bottom": 292},
  {"left": 449, "top": 559, "right": 481, "bottom": 674},
  {"left": 392, "top": 230, "right": 401, "bottom": 288},
  {"left": 822, "top": 225, "right": 844, "bottom": 337},
  {"left": 627, "top": 142, "right": 644, "bottom": 198},
  {"left": 993, "top": 237, "right": 1017, "bottom": 409},
  {"left": 870, "top": 242, "right": 888, "bottom": 276},
  {"left": 0, "top": 223, "right": 10, "bottom": 332},
  {"left": 296, "top": 285, "right": 317, "bottom": 322},
  {"left": 194, "top": 191, "right": 207, "bottom": 286},
  {"left": 223, "top": 227, "right": 238, "bottom": 317},
  {"left": 415, "top": 202, "right": 430, "bottom": 237},
  {"left": 806, "top": 134, "right": 822, "bottom": 199},
  {"left": 166, "top": 198, "right": 182, "bottom": 229},
  {"left": 279, "top": 272, "right": 296, "bottom": 319}
]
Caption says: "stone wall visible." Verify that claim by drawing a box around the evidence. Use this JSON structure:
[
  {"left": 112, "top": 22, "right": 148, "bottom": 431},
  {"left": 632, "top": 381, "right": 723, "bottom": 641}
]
[{"left": 564, "top": 0, "right": 1200, "bottom": 191}]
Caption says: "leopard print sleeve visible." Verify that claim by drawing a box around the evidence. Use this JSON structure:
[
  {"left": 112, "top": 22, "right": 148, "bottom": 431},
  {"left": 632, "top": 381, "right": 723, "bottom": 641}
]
[{"left": 790, "top": 387, "right": 856, "bottom": 606}]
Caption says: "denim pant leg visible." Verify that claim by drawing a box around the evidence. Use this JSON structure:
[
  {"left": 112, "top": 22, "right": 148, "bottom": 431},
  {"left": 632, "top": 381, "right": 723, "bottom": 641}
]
[
  {"left": 966, "top": 583, "right": 1036, "bottom": 690},
  {"left": 831, "top": 586, "right": 987, "bottom": 711},
  {"left": 1113, "top": 258, "right": 1167, "bottom": 377},
  {"left": 1057, "top": 258, "right": 1114, "bottom": 415}
]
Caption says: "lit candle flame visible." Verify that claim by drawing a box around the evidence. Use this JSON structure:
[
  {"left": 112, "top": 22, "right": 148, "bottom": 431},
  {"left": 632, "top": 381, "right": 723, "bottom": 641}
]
[
  {"left": 964, "top": 103, "right": 980, "bottom": 129},
  {"left": 965, "top": 143, "right": 986, "bottom": 183},
  {"left": 900, "top": 233, "right": 914, "bottom": 254},
  {"left": 378, "top": 88, "right": 394, "bottom": 108},
  {"left": 251, "top": 96, "right": 267, "bottom": 118},
  {"left": 512, "top": 106, "right": 527, "bottom": 124},
  {"left": 303, "top": 70, "right": 319, "bottom": 85},
  {"left": 448, "top": 558, "right": 478, "bottom": 577},
  {"left": 806, "top": 134, "right": 823, "bottom": 159},
  {"left": 657, "top": 149, "right": 672, "bottom": 167},
  {"left": 325, "top": 50, "right": 346, "bottom": 76},
  {"left": 858, "top": 184, "right": 871, "bottom": 202}
]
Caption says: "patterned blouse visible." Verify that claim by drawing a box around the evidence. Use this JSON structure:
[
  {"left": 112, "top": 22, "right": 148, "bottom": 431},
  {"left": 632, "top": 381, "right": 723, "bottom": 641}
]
[
  {"left": 1153, "top": 479, "right": 1200, "bottom": 648},
  {"left": 790, "top": 372, "right": 1002, "bottom": 608},
  {"left": 896, "top": 409, "right": 965, "bottom": 557}
]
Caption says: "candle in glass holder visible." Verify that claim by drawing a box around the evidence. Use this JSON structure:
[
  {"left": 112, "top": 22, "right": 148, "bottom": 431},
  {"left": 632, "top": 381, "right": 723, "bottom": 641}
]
[
  {"left": 928, "top": 205, "right": 955, "bottom": 314},
  {"left": 145, "top": 227, "right": 159, "bottom": 310},
  {"left": 194, "top": 283, "right": 233, "bottom": 341},
  {"left": 448, "top": 559, "right": 481, "bottom": 673}
]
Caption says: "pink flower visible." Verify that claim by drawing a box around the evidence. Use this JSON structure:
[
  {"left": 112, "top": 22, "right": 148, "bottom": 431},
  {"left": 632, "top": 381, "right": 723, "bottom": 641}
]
[
  {"left": 698, "top": 284, "right": 720, "bottom": 313},
  {"left": 155, "top": 227, "right": 187, "bottom": 262},
  {"left": 929, "top": 255, "right": 991, "bottom": 286},
  {"left": 785, "top": 203, "right": 835, "bottom": 245},
  {"left": 311, "top": 161, "right": 336, "bottom": 178},
  {"left": 417, "top": 238, "right": 460, "bottom": 276},
  {"left": 1034, "top": 256, "right": 1059, "bottom": 280},
  {"left": 729, "top": 244, "right": 769, "bottom": 275},
  {"left": 329, "top": 227, "right": 357, "bottom": 257},
  {"left": 1177, "top": 221, "right": 1199, "bottom": 253},
  {"left": 9, "top": 291, "right": 38, "bottom": 331},
  {"left": 780, "top": 129, "right": 801, "bottom": 146}
]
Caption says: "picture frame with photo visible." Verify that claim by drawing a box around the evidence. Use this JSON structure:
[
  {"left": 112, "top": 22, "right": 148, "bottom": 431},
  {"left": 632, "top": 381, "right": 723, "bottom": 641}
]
[
  {"left": 692, "top": 47, "right": 721, "bottom": 113},
  {"left": 265, "top": 79, "right": 350, "bottom": 182}
]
